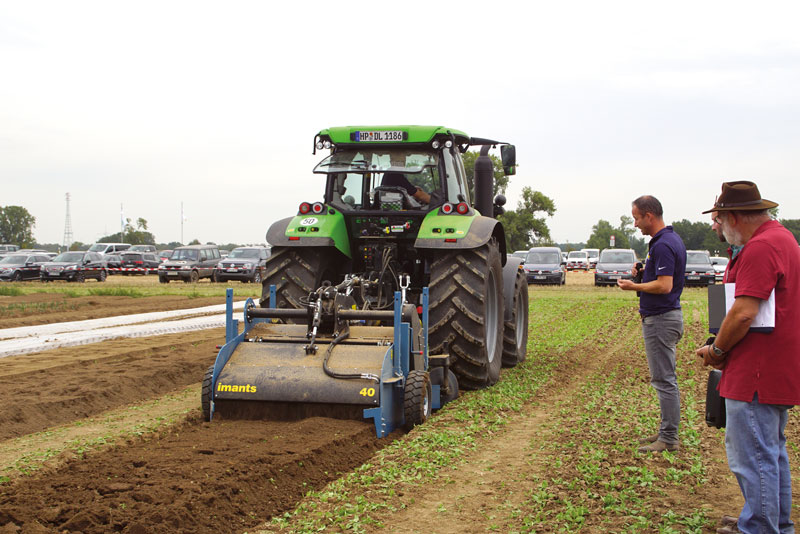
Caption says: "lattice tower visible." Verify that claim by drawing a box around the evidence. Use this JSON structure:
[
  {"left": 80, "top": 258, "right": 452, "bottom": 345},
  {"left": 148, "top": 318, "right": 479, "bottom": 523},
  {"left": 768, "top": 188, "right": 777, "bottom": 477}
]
[{"left": 62, "top": 193, "right": 73, "bottom": 251}]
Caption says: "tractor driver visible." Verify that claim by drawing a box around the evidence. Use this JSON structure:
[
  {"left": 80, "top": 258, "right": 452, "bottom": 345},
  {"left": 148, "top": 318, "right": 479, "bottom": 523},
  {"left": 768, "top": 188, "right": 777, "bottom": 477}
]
[{"left": 381, "top": 172, "right": 431, "bottom": 204}]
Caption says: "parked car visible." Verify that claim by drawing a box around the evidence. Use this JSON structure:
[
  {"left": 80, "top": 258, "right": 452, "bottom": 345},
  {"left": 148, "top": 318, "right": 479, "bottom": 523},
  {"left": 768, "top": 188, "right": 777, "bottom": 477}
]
[
  {"left": 158, "top": 250, "right": 173, "bottom": 262},
  {"left": 87, "top": 242, "right": 131, "bottom": 255},
  {"left": 685, "top": 250, "right": 716, "bottom": 286},
  {"left": 41, "top": 251, "right": 107, "bottom": 282},
  {"left": 566, "top": 250, "right": 589, "bottom": 271},
  {"left": 104, "top": 254, "right": 123, "bottom": 274},
  {"left": 511, "top": 250, "right": 528, "bottom": 260},
  {"left": 594, "top": 248, "right": 636, "bottom": 286},
  {"left": 523, "top": 247, "right": 565, "bottom": 285},
  {"left": 0, "top": 245, "right": 20, "bottom": 253},
  {"left": 220, "top": 249, "right": 230, "bottom": 259},
  {"left": 581, "top": 248, "right": 600, "bottom": 268},
  {"left": 216, "top": 246, "right": 271, "bottom": 283},
  {"left": 128, "top": 244, "right": 157, "bottom": 253},
  {"left": 158, "top": 244, "right": 221, "bottom": 283},
  {"left": 119, "top": 252, "right": 161, "bottom": 275},
  {"left": 0, "top": 253, "right": 52, "bottom": 282},
  {"left": 561, "top": 251, "right": 568, "bottom": 263},
  {"left": 710, "top": 256, "right": 728, "bottom": 283}
]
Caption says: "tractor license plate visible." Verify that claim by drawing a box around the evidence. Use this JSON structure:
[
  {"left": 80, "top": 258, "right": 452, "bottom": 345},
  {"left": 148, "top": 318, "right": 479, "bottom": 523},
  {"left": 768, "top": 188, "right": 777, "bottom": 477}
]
[
  {"left": 688, "top": 276, "right": 700, "bottom": 280},
  {"left": 534, "top": 275, "right": 546, "bottom": 280},
  {"left": 355, "top": 130, "right": 404, "bottom": 142}
]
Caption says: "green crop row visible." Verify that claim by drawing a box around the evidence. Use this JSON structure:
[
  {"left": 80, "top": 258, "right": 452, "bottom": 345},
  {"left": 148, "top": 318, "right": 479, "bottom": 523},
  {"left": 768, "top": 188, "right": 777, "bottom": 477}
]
[{"left": 262, "top": 291, "right": 631, "bottom": 533}]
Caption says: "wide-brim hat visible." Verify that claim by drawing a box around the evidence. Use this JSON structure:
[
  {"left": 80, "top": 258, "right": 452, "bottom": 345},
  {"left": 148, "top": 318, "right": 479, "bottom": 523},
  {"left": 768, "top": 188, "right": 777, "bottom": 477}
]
[{"left": 702, "top": 180, "right": 778, "bottom": 214}]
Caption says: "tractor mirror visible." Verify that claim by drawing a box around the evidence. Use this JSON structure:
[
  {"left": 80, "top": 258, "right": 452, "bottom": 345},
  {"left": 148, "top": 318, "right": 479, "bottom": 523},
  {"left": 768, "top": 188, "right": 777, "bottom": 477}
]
[{"left": 501, "top": 145, "right": 516, "bottom": 176}]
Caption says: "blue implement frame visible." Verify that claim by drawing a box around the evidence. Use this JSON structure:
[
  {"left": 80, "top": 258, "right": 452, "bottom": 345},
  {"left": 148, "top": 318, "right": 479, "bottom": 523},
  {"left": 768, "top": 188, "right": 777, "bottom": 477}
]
[{"left": 207, "top": 286, "right": 439, "bottom": 438}]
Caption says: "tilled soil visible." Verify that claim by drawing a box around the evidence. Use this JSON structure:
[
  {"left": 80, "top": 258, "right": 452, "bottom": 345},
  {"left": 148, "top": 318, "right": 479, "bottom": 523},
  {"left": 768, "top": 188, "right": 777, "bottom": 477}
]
[
  {"left": 0, "top": 291, "right": 390, "bottom": 534},
  {"left": 0, "top": 417, "right": 385, "bottom": 534}
]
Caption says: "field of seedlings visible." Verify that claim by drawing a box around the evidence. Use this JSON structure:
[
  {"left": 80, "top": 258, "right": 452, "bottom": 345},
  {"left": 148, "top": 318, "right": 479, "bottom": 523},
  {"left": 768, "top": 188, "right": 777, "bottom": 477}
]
[{"left": 0, "top": 272, "right": 797, "bottom": 533}]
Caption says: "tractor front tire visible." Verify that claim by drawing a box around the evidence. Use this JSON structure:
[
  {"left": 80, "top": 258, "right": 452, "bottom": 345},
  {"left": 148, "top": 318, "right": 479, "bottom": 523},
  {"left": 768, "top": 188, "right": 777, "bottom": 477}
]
[
  {"left": 502, "top": 266, "right": 528, "bottom": 368},
  {"left": 201, "top": 365, "right": 214, "bottom": 422},
  {"left": 403, "top": 370, "right": 432, "bottom": 431},
  {"left": 429, "top": 241, "right": 504, "bottom": 390},
  {"left": 259, "top": 247, "right": 338, "bottom": 311}
]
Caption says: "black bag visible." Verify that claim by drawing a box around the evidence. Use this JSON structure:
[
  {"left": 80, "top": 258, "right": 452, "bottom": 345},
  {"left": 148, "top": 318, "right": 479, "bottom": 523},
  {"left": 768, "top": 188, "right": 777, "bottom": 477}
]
[{"left": 705, "top": 369, "right": 726, "bottom": 428}]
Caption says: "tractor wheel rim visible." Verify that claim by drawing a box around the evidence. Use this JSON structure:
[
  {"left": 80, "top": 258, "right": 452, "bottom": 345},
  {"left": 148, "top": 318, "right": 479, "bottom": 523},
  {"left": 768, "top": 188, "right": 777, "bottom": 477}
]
[{"left": 486, "top": 270, "right": 498, "bottom": 363}]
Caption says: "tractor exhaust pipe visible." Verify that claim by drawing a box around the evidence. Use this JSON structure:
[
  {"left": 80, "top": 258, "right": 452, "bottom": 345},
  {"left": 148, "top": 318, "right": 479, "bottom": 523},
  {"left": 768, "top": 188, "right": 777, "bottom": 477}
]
[{"left": 474, "top": 145, "right": 494, "bottom": 219}]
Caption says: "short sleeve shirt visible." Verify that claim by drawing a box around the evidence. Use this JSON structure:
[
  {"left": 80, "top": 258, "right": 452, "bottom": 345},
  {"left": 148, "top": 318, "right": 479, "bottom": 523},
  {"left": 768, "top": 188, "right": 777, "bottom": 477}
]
[
  {"left": 381, "top": 173, "right": 417, "bottom": 196},
  {"left": 719, "top": 220, "right": 800, "bottom": 405},
  {"left": 639, "top": 226, "right": 686, "bottom": 316}
]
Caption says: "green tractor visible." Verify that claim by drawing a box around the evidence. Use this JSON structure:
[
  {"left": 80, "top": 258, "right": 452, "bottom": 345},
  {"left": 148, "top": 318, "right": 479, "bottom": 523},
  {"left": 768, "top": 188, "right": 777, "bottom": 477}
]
[{"left": 260, "top": 126, "right": 528, "bottom": 391}]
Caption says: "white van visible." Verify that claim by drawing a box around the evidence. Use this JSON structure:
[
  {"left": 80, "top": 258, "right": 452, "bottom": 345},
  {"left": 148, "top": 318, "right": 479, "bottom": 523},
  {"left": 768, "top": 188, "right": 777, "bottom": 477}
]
[{"left": 88, "top": 242, "right": 132, "bottom": 255}]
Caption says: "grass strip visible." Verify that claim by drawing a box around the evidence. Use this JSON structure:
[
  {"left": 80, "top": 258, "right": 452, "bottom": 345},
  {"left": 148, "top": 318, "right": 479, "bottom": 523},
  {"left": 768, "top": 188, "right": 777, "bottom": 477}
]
[
  {"left": 506, "top": 289, "right": 715, "bottom": 533},
  {"left": 261, "top": 292, "right": 629, "bottom": 533}
]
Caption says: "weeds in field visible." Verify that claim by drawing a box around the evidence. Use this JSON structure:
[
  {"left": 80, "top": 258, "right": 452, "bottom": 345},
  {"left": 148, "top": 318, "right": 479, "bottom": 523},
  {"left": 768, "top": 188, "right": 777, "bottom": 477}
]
[
  {"left": 265, "top": 293, "right": 629, "bottom": 533},
  {"left": 87, "top": 287, "right": 145, "bottom": 297},
  {"left": 0, "top": 286, "right": 23, "bottom": 296},
  {"left": 0, "top": 300, "right": 78, "bottom": 317}
]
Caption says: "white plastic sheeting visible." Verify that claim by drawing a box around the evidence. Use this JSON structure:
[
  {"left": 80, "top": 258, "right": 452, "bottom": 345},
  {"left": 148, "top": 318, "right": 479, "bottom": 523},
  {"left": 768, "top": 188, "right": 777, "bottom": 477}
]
[{"left": 0, "top": 301, "right": 246, "bottom": 358}]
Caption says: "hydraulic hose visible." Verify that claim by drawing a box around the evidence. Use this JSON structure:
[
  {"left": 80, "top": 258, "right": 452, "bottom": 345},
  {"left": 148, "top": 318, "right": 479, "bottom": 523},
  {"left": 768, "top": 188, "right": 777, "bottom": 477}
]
[{"left": 322, "top": 330, "right": 379, "bottom": 382}]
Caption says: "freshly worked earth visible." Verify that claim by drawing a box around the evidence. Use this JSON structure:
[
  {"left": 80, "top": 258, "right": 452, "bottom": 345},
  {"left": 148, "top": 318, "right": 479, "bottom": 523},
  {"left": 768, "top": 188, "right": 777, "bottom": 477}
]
[{"left": 0, "top": 273, "right": 797, "bottom": 534}]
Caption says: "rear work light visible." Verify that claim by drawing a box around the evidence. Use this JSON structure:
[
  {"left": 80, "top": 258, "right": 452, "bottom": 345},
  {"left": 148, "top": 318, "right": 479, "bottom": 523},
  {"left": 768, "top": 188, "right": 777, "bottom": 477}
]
[
  {"left": 299, "top": 202, "right": 311, "bottom": 214},
  {"left": 312, "top": 202, "right": 324, "bottom": 214}
]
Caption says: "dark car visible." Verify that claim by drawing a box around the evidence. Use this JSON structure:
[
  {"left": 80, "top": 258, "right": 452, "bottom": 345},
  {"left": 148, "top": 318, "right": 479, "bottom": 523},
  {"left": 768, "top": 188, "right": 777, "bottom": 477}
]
[
  {"left": 41, "top": 251, "right": 107, "bottom": 282},
  {"left": 594, "top": 248, "right": 636, "bottom": 286},
  {"left": 104, "top": 254, "right": 123, "bottom": 274},
  {"left": 216, "top": 246, "right": 271, "bottom": 283},
  {"left": 523, "top": 247, "right": 565, "bottom": 285},
  {"left": 158, "top": 250, "right": 173, "bottom": 262},
  {"left": 0, "top": 254, "right": 52, "bottom": 281},
  {"left": 119, "top": 252, "right": 161, "bottom": 275},
  {"left": 158, "top": 245, "right": 221, "bottom": 283},
  {"left": 685, "top": 250, "right": 716, "bottom": 286}
]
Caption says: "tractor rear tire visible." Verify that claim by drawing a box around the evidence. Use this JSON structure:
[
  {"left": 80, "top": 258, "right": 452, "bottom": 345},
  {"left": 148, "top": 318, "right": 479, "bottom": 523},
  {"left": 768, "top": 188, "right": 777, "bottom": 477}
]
[
  {"left": 259, "top": 247, "right": 338, "bottom": 311},
  {"left": 403, "top": 370, "right": 432, "bottom": 431},
  {"left": 201, "top": 365, "right": 214, "bottom": 422},
  {"left": 502, "top": 267, "right": 528, "bottom": 368},
  {"left": 429, "top": 241, "right": 504, "bottom": 390}
]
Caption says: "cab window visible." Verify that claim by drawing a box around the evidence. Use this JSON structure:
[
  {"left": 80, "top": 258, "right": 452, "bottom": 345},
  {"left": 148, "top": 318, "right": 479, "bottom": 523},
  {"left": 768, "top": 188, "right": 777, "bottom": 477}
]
[{"left": 442, "top": 149, "right": 467, "bottom": 203}]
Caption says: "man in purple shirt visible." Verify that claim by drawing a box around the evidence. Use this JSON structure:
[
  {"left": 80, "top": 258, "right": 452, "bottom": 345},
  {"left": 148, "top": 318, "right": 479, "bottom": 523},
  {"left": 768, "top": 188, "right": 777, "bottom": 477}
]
[{"left": 618, "top": 195, "right": 686, "bottom": 452}]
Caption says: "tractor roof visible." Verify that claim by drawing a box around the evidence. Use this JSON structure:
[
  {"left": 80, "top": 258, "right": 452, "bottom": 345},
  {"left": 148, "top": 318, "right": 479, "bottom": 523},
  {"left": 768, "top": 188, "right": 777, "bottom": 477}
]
[{"left": 318, "top": 126, "right": 470, "bottom": 145}]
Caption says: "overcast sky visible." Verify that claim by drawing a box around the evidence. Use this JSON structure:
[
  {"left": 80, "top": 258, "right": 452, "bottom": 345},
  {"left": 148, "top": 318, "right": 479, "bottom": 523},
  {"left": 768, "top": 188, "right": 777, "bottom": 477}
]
[{"left": 2, "top": 1, "right": 799, "bottom": 247}]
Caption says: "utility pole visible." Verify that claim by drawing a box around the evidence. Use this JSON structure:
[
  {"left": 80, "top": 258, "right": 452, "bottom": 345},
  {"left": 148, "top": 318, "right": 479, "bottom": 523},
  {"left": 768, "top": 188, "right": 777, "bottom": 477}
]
[
  {"left": 120, "top": 204, "right": 125, "bottom": 243},
  {"left": 181, "top": 202, "right": 184, "bottom": 245},
  {"left": 62, "top": 193, "right": 73, "bottom": 252}
]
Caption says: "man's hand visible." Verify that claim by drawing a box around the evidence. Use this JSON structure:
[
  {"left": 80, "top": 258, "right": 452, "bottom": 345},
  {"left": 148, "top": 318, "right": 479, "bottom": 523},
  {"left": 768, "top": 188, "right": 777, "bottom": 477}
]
[
  {"left": 696, "top": 344, "right": 726, "bottom": 369},
  {"left": 617, "top": 279, "right": 637, "bottom": 291}
]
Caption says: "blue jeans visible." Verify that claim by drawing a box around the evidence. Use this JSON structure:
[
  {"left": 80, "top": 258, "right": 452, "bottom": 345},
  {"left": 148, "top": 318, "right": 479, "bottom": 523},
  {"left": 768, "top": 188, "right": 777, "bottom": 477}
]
[
  {"left": 641, "top": 309, "right": 683, "bottom": 444},
  {"left": 726, "top": 393, "right": 794, "bottom": 534}
]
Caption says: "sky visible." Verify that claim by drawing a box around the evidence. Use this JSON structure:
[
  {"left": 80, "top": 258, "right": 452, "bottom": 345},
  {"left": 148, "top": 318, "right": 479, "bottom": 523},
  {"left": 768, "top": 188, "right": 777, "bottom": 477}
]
[{"left": 1, "top": 1, "right": 799, "bottom": 247}]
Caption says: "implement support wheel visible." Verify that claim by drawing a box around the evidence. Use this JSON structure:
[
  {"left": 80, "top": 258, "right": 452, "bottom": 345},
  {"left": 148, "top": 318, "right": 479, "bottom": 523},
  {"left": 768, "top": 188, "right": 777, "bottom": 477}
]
[
  {"left": 403, "top": 370, "right": 432, "bottom": 431},
  {"left": 201, "top": 365, "right": 213, "bottom": 422}
]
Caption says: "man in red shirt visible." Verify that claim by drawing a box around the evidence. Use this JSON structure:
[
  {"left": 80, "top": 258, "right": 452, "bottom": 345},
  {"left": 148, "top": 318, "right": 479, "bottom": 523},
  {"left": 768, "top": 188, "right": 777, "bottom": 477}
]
[{"left": 697, "top": 181, "right": 800, "bottom": 534}]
